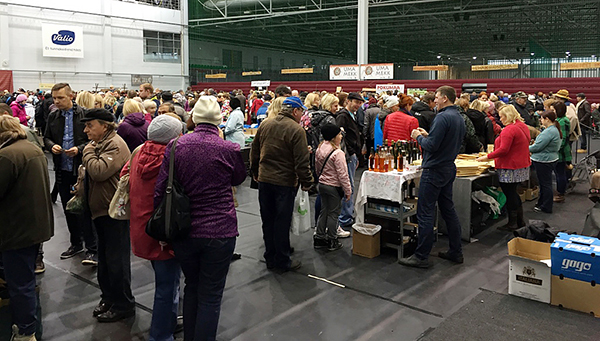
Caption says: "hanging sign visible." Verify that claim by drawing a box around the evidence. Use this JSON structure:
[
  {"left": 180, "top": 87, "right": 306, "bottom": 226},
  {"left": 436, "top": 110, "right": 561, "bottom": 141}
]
[
  {"left": 330, "top": 65, "right": 359, "bottom": 80},
  {"left": 281, "top": 68, "right": 313, "bottom": 74},
  {"left": 361, "top": 63, "right": 394, "bottom": 80},
  {"left": 413, "top": 65, "right": 448, "bottom": 71},
  {"left": 205, "top": 73, "right": 227, "bottom": 79},
  {"left": 251, "top": 80, "right": 271, "bottom": 87},
  {"left": 560, "top": 62, "right": 600, "bottom": 70},
  {"left": 375, "top": 84, "right": 405, "bottom": 94},
  {"left": 472, "top": 64, "right": 519, "bottom": 71},
  {"left": 42, "top": 23, "right": 84, "bottom": 58},
  {"left": 243, "top": 71, "right": 262, "bottom": 76}
]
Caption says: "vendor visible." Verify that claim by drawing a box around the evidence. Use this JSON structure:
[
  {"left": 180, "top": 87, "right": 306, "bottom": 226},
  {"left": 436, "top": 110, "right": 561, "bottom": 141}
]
[
  {"left": 398, "top": 86, "right": 465, "bottom": 268},
  {"left": 476, "top": 105, "right": 531, "bottom": 231}
]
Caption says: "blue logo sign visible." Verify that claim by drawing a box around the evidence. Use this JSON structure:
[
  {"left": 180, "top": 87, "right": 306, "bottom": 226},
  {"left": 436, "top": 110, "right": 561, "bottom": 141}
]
[{"left": 52, "top": 30, "right": 75, "bottom": 45}]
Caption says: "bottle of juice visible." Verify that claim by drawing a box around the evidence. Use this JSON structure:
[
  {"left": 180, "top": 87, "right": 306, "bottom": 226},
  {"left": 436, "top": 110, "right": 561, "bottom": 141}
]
[{"left": 368, "top": 147, "right": 375, "bottom": 171}]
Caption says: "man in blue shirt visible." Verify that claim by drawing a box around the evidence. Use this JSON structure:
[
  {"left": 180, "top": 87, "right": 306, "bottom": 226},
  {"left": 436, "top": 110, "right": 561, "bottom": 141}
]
[{"left": 399, "top": 86, "right": 466, "bottom": 268}]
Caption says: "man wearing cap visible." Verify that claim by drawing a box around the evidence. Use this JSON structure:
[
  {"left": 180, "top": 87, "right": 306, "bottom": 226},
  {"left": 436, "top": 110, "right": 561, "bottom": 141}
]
[
  {"left": 81, "top": 108, "right": 135, "bottom": 322},
  {"left": 399, "top": 85, "right": 465, "bottom": 268},
  {"left": 335, "top": 92, "right": 364, "bottom": 234},
  {"left": 555, "top": 89, "right": 582, "bottom": 144},
  {"left": 161, "top": 91, "right": 188, "bottom": 122},
  {"left": 576, "top": 93, "right": 592, "bottom": 153},
  {"left": 44, "top": 83, "right": 98, "bottom": 263},
  {"left": 513, "top": 91, "right": 536, "bottom": 127},
  {"left": 251, "top": 96, "right": 313, "bottom": 271}
]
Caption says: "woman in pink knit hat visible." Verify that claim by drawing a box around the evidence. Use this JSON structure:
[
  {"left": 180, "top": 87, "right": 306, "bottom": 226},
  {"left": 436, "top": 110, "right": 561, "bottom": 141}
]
[{"left": 10, "top": 94, "right": 29, "bottom": 126}]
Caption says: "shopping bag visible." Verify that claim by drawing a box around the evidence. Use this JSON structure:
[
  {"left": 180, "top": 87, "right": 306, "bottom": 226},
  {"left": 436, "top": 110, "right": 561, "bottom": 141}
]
[
  {"left": 291, "top": 189, "right": 311, "bottom": 236},
  {"left": 109, "top": 173, "right": 130, "bottom": 220}
]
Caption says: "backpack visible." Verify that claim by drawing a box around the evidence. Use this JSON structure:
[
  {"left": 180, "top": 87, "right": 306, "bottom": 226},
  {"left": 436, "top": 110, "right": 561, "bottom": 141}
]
[{"left": 307, "top": 110, "right": 335, "bottom": 152}]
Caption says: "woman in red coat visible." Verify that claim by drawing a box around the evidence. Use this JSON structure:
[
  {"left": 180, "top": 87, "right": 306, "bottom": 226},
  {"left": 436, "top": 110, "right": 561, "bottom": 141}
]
[
  {"left": 477, "top": 105, "right": 531, "bottom": 231},
  {"left": 383, "top": 93, "right": 419, "bottom": 144},
  {"left": 120, "top": 115, "right": 182, "bottom": 341}
]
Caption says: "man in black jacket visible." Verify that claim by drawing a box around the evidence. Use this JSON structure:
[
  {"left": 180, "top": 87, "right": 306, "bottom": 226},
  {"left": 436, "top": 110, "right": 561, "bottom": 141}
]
[
  {"left": 513, "top": 91, "right": 535, "bottom": 127},
  {"left": 44, "top": 83, "right": 96, "bottom": 263},
  {"left": 410, "top": 92, "right": 437, "bottom": 132},
  {"left": 335, "top": 92, "right": 364, "bottom": 234},
  {"left": 576, "top": 93, "right": 592, "bottom": 152}
]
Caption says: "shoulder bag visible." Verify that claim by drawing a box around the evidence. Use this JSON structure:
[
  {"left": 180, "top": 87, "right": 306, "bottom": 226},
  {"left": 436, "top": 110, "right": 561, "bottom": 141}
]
[
  {"left": 108, "top": 145, "right": 142, "bottom": 220},
  {"left": 146, "top": 137, "right": 191, "bottom": 242}
]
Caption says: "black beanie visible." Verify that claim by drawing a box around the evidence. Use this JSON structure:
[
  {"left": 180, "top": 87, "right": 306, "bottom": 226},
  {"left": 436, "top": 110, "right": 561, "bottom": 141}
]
[{"left": 321, "top": 123, "right": 341, "bottom": 141}]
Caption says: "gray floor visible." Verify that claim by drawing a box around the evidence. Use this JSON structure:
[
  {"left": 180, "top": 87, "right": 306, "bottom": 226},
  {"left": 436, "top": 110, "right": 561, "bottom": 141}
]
[{"left": 34, "top": 142, "right": 600, "bottom": 341}]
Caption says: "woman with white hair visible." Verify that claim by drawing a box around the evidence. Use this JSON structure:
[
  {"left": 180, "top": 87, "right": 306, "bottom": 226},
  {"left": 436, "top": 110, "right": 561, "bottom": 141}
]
[{"left": 121, "top": 115, "right": 183, "bottom": 341}]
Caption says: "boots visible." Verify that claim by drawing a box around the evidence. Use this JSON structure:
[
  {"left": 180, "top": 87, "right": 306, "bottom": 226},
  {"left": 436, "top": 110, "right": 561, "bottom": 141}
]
[
  {"left": 498, "top": 210, "right": 518, "bottom": 231},
  {"left": 516, "top": 206, "right": 526, "bottom": 228},
  {"left": 11, "top": 325, "right": 36, "bottom": 341}
]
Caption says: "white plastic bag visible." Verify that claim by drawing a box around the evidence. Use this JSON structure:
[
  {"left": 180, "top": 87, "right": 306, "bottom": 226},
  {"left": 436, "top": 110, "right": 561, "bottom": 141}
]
[
  {"left": 352, "top": 223, "right": 382, "bottom": 236},
  {"left": 291, "top": 189, "right": 311, "bottom": 236}
]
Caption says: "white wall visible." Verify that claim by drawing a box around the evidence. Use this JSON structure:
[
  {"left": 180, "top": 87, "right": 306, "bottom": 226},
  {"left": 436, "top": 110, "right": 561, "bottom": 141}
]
[{"left": 0, "top": 0, "right": 188, "bottom": 91}]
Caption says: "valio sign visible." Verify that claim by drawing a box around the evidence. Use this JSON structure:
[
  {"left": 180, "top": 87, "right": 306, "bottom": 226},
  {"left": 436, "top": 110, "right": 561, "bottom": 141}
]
[{"left": 42, "top": 23, "right": 84, "bottom": 58}]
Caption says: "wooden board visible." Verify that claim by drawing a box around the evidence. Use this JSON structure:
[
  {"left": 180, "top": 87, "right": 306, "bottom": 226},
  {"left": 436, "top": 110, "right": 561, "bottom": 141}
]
[{"left": 472, "top": 64, "right": 519, "bottom": 71}]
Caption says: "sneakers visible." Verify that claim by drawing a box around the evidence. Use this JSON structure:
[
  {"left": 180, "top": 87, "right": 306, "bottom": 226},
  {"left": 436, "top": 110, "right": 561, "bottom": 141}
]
[
  {"left": 438, "top": 251, "right": 464, "bottom": 264},
  {"left": 285, "top": 260, "right": 302, "bottom": 272},
  {"left": 11, "top": 325, "right": 36, "bottom": 341},
  {"left": 337, "top": 226, "right": 351, "bottom": 238},
  {"left": 81, "top": 253, "right": 98, "bottom": 266},
  {"left": 60, "top": 246, "right": 84, "bottom": 259},
  {"left": 34, "top": 256, "right": 45, "bottom": 275},
  {"left": 398, "top": 254, "right": 431, "bottom": 268},
  {"left": 328, "top": 239, "right": 343, "bottom": 251},
  {"left": 313, "top": 236, "right": 329, "bottom": 250},
  {"left": 96, "top": 308, "right": 136, "bottom": 323},
  {"left": 553, "top": 194, "right": 565, "bottom": 203},
  {"left": 533, "top": 206, "right": 551, "bottom": 214}
]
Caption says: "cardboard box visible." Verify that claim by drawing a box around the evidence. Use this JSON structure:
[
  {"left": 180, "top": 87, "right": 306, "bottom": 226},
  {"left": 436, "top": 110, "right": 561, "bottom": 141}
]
[
  {"left": 525, "top": 187, "right": 539, "bottom": 201},
  {"left": 507, "top": 238, "right": 552, "bottom": 303},
  {"left": 551, "top": 275, "right": 600, "bottom": 317},
  {"left": 352, "top": 230, "right": 380, "bottom": 259},
  {"left": 244, "top": 128, "right": 258, "bottom": 135},
  {"left": 517, "top": 188, "right": 527, "bottom": 203},
  {"left": 551, "top": 234, "right": 600, "bottom": 283}
]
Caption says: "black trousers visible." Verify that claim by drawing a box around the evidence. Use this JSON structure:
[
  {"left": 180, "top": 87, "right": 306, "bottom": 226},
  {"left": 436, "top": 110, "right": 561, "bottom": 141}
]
[
  {"left": 94, "top": 216, "right": 134, "bottom": 311},
  {"left": 499, "top": 182, "right": 522, "bottom": 212},
  {"left": 58, "top": 170, "right": 97, "bottom": 253}
]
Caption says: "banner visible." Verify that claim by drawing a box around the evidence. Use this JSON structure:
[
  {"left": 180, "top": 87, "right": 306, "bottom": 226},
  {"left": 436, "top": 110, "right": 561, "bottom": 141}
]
[
  {"left": 131, "top": 75, "right": 153, "bottom": 86},
  {"left": 0, "top": 71, "right": 13, "bottom": 93},
  {"left": 362, "top": 63, "right": 394, "bottom": 80},
  {"left": 330, "top": 65, "right": 359, "bottom": 80},
  {"left": 407, "top": 88, "right": 428, "bottom": 97},
  {"left": 251, "top": 80, "right": 270, "bottom": 87},
  {"left": 42, "top": 23, "right": 84, "bottom": 58},
  {"left": 375, "top": 84, "right": 405, "bottom": 94}
]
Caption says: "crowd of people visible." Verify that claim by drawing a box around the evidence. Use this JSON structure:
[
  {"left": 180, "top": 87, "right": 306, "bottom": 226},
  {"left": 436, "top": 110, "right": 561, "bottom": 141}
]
[{"left": 0, "top": 80, "right": 595, "bottom": 340}]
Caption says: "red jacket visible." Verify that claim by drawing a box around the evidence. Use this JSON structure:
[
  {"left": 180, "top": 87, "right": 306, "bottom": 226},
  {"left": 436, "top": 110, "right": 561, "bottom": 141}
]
[
  {"left": 121, "top": 140, "right": 174, "bottom": 260},
  {"left": 383, "top": 110, "right": 419, "bottom": 143},
  {"left": 487, "top": 120, "right": 531, "bottom": 170}
]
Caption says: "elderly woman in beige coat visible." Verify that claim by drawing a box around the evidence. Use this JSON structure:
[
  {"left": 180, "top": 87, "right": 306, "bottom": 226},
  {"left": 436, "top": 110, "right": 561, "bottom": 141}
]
[{"left": 81, "top": 108, "right": 134, "bottom": 323}]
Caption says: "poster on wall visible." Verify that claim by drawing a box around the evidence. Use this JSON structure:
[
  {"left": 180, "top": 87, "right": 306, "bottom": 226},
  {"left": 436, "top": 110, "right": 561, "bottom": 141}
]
[
  {"left": 329, "top": 65, "right": 359, "bottom": 80},
  {"left": 407, "top": 88, "right": 428, "bottom": 97},
  {"left": 131, "top": 75, "right": 153, "bottom": 86},
  {"left": 42, "top": 23, "right": 84, "bottom": 58},
  {"left": 375, "top": 84, "right": 405, "bottom": 94},
  {"left": 361, "top": 63, "right": 394, "bottom": 80}
]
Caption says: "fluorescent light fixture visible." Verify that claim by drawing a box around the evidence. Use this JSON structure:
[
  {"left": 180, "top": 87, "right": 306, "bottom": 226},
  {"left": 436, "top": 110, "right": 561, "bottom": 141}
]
[
  {"left": 299, "top": 6, "right": 306, "bottom": 9},
  {"left": 473, "top": 56, "right": 477, "bottom": 59},
  {"left": 243, "top": 10, "right": 250, "bottom": 14},
  {"left": 437, "top": 55, "right": 441, "bottom": 59}
]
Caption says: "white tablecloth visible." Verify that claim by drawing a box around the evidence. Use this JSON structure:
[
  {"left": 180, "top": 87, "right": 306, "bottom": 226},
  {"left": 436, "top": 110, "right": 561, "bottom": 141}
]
[{"left": 354, "top": 169, "right": 422, "bottom": 224}]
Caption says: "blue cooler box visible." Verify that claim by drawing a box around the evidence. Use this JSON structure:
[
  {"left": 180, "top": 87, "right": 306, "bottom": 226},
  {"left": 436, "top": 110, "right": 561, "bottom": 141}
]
[{"left": 551, "top": 233, "right": 600, "bottom": 283}]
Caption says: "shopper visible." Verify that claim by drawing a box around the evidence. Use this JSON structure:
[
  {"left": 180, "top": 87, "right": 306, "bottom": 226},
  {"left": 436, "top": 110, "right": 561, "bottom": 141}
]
[
  {"left": 554, "top": 89, "right": 581, "bottom": 145},
  {"left": 223, "top": 97, "right": 245, "bottom": 148},
  {"left": 529, "top": 110, "right": 562, "bottom": 214},
  {"left": 251, "top": 96, "right": 313, "bottom": 271},
  {"left": 552, "top": 101, "right": 571, "bottom": 203},
  {"left": 477, "top": 105, "right": 531, "bottom": 231},
  {"left": 575, "top": 93, "right": 592, "bottom": 153},
  {"left": 155, "top": 96, "right": 246, "bottom": 340},
  {"left": 383, "top": 93, "right": 418, "bottom": 143},
  {"left": 513, "top": 91, "right": 536, "bottom": 127},
  {"left": 0, "top": 115, "right": 53, "bottom": 341},
  {"left": 335, "top": 92, "right": 364, "bottom": 234},
  {"left": 256, "top": 93, "right": 271, "bottom": 124},
  {"left": 117, "top": 99, "right": 149, "bottom": 152},
  {"left": 75, "top": 91, "right": 95, "bottom": 110},
  {"left": 11, "top": 94, "right": 29, "bottom": 126},
  {"left": 466, "top": 100, "right": 495, "bottom": 147},
  {"left": 44, "top": 83, "right": 97, "bottom": 262},
  {"left": 81, "top": 108, "right": 135, "bottom": 322},
  {"left": 122, "top": 115, "right": 182, "bottom": 341},
  {"left": 399, "top": 86, "right": 465, "bottom": 268},
  {"left": 363, "top": 96, "right": 382, "bottom": 151},
  {"left": 410, "top": 92, "right": 436, "bottom": 132},
  {"left": 313, "top": 123, "right": 352, "bottom": 251}
]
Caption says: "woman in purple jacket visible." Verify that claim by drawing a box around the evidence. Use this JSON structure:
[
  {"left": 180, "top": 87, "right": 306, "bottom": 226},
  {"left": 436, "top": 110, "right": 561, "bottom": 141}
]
[
  {"left": 117, "top": 100, "right": 149, "bottom": 151},
  {"left": 154, "top": 96, "right": 246, "bottom": 341}
]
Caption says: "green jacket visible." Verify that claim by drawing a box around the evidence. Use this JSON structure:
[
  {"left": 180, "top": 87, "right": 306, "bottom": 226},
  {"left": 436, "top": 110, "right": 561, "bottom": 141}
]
[
  {"left": 530, "top": 125, "right": 561, "bottom": 163},
  {"left": 250, "top": 112, "right": 314, "bottom": 188},
  {"left": 556, "top": 117, "right": 571, "bottom": 162},
  {"left": 0, "top": 139, "right": 54, "bottom": 251}
]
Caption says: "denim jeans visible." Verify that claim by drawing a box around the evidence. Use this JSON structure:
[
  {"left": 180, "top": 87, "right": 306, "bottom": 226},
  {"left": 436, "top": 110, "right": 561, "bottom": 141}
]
[
  {"left": 2, "top": 244, "right": 38, "bottom": 336},
  {"left": 533, "top": 161, "right": 556, "bottom": 213},
  {"left": 172, "top": 237, "right": 236, "bottom": 341},
  {"left": 149, "top": 258, "right": 181, "bottom": 341},
  {"left": 414, "top": 165, "right": 462, "bottom": 260},
  {"left": 94, "top": 216, "right": 135, "bottom": 311},
  {"left": 338, "top": 154, "right": 357, "bottom": 228},
  {"left": 258, "top": 182, "right": 297, "bottom": 269}
]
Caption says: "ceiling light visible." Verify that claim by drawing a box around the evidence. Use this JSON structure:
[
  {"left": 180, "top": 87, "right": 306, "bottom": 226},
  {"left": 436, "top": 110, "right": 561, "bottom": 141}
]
[
  {"left": 566, "top": 51, "right": 570, "bottom": 55},
  {"left": 299, "top": 6, "right": 306, "bottom": 9},
  {"left": 389, "top": 11, "right": 397, "bottom": 15},
  {"left": 243, "top": 10, "right": 250, "bottom": 14},
  {"left": 331, "top": 16, "right": 338, "bottom": 19},
  {"left": 530, "top": 52, "right": 535, "bottom": 56},
  {"left": 437, "top": 55, "right": 441, "bottom": 59},
  {"left": 473, "top": 56, "right": 477, "bottom": 59}
]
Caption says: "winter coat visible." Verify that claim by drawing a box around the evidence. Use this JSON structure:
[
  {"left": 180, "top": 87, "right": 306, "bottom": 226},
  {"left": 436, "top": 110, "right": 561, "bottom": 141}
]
[
  {"left": 82, "top": 131, "right": 131, "bottom": 219},
  {"left": 224, "top": 107, "right": 245, "bottom": 148},
  {"left": 487, "top": 121, "right": 531, "bottom": 170},
  {"left": 576, "top": 99, "right": 592, "bottom": 127},
  {"left": 515, "top": 102, "right": 536, "bottom": 127},
  {"left": 335, "top": 107, "right": 362, "bottom": 157},
  {"left": 0, "top": 139, "right": 54, "bottom": 251},
  {"left": 315, "top": 141, "right": 351, "bottom": 198},
  {"left": 10, "top": 101, "right": 28, "bottom": 126},
  {"left": 121, "top": 140, "right": 173, "bottom": 260},
  {"left": 363, "top": 104, "right": 381, "bottom": 140},
  {"left": 117, "top": 112, "right": 149, "bottom": 152},
  {"left": 465, "top": 109, "right": 495, "bottom": 147},
  {"left": 155, "top": 124, "right": 246, "bottom": 239},
  {"left": 566, "top": 103, "right": 582, "bottom": 142},
  {"left": 383, "top": 109, "right": 419, "bottom": 143},
  {"left": 410, "top": 101, "right": 436, "bottom": 132},
  {"left": 460, "top": 112, "right": 483, "bottom": 154},
  {"left": 530, "top": 125, "right": 561, "bottom": 163}
]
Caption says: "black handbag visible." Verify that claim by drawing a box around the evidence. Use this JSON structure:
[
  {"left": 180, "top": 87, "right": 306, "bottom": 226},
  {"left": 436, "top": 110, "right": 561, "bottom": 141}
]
[{"left": 146, "top": 137, "right": 191, "bottom": 242}]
